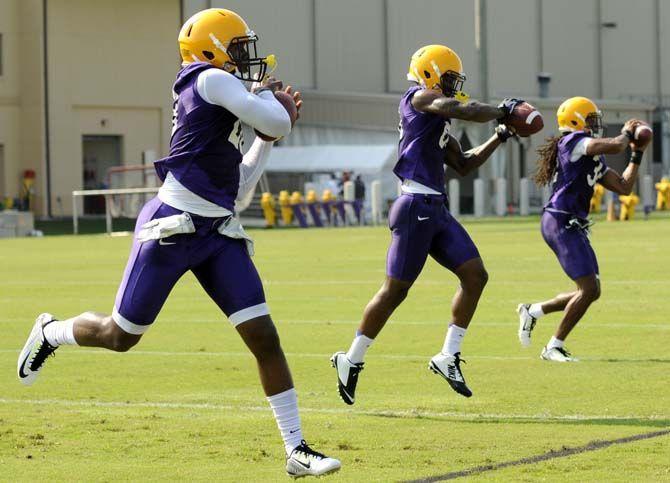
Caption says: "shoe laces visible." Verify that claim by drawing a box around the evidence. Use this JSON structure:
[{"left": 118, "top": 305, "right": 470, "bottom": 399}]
[
  {"left": 453, "top": 352, "right": 466, "bottom": 367},
  {"left": 555, "top": 347, "right": 572, "bottom": 358},
  {"left": 292, "top": 440, "right": 325, "bottom": 460},
  {"left": 29, "top": 340, "right": 57, "bottom": 372}
]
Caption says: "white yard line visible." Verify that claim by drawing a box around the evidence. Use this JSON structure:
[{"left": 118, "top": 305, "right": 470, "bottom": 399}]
[
  {"left": 0, "top": 397, "right": 665, "bottom": 423},
  {"left": 1, "top": 279, "right": 669, "bottom": 287},
  {"left": 0, "top": 348, "right": 666, "bottom": 363},
  {"left": 1, "top": 317, "right": 667, "bottom": 329}
]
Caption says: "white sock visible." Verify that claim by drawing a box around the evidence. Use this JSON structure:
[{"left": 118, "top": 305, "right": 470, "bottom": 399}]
[
  {"left": 345, "top": 333, "right": 374, "bottom": 364},
  {"left": 267, "top": 388, "right": 303, "bottom": 455},
  {"left": 528, "top": 303, "right": 545, "bottom": 319},
  {"left": 441, "top": 324, "right": 467, "bottom": 356},
  {"left": 548, "top": 336, "right": 564, "bottom": 349},
  {"left": 43, "top": 319, "right": 78, "bottom": 346}
]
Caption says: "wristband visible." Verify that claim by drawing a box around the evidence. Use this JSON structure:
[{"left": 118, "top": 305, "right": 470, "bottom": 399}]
[{"left": 630, "top": 150, "right": 643, "bottom": 165}]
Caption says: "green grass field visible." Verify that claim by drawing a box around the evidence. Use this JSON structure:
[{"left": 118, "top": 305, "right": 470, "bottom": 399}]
[{"left": 1, "top": 216, "right": 669, "bottom": 481}]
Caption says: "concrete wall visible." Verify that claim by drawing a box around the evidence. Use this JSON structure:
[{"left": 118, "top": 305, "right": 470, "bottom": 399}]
[
  {"left": 0, "top": 0, "right": 21, "bottom": 200},
  {"left": 185, "top": 0, "right": 670, "bottom": 103},
  {"left": 46, "top": 0, "right": 180, "bottom": 215}
]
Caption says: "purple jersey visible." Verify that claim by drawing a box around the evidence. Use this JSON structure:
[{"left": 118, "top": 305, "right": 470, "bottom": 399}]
[
  {"left": 545, "top": 131, "right": 608, "bottom": 219},
  {"left": 154, "top": 63, "right": 243, "bottom": 212},
  {"left": 394, "top": 85, "right": 451, "bottom": 194}
]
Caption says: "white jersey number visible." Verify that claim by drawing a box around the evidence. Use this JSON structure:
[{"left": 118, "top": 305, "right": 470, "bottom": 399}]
[
  {"left": 170, "top": 91, "right": 179, "bottom": 137},
  {"left": 228, "top": 120, "right": 243, "bottom": 150},
  {"left": 587, "top": 162, "right": 605, "bottom": 187},
  {"left": 438, "top": 122, "right": 451, "bottom": 149}
]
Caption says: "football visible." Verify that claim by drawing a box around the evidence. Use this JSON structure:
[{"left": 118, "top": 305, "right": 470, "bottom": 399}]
[
  {"left": 505, "top": 102, "right": 544, "bottom": 137},
  {"left": 255, "top": 90, "right": 299, "bottom": 141},
  {"left": 633, "top": 122, "right": 653, "bottom": 149}
]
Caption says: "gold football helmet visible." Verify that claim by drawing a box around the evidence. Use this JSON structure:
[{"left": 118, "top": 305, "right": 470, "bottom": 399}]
[
  {"left": 407, "top": 45, "right": 466, "bottom": 98},
  {"left": 178, "top": 8, "right": 276, "bottom": 81},
  {"left": 557, "top": 97, "right": 603, "bottom": 137}
]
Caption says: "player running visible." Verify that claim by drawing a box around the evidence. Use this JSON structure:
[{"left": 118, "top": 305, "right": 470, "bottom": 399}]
[
  {"left": 517, "top": 97, "right": 647, "bottom": 362},
  {"left": 17, "top": 9, "right": 340, "bottom": 477},
  {"left": 331, "top": 44, "right": 520, "bottom": 402}
]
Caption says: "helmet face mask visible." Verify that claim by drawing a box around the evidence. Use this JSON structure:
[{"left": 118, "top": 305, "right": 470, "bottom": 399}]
[
  {"left": 226, "top": 34, "right": 268, "bottom": 81},
  {"left": 585, "top": 112, "right": 604, "bottom": 138},
  {"left": 439, "top": 70, "right": 466, "bottom": 98}
]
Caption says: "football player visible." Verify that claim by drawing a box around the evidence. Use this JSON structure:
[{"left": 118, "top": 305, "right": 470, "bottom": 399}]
[
  {"left": 517, "top": 97, "right": 646, "bottom": 361},
  {"left": 17, "top": 9, "right": 340, "bottom": 477},
  {"left": 331, "top": 44, "right": 520, "bottom": 402}
]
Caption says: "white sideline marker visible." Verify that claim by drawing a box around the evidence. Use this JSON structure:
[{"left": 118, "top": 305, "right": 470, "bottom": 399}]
[{"left": 0, "top": 398, "right": 664, "bottom": 423}]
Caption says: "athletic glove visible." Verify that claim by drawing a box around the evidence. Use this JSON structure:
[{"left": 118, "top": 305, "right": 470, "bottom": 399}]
[
  {"left": 495, "top": 124, "right": 516, "bottom": 143},
  {"left": 497, "top": 98, "right": 525, "bottom": 120}
]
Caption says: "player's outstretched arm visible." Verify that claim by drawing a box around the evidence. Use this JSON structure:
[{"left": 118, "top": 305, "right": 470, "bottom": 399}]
[
  {"left": 197, "top": 69, "right": 292, "bottom": 138},
  {"left": 412, "top": 89, "right": 505, "bottom": 122},
  {"left": 444, "top": 126, "right": 514, "bottom": 176},
  {"left": 585, "top": 119, "right": 640, "bottom": 156},
  {"left": 599, "top": 143, "right": 645, "bottom": 195}
]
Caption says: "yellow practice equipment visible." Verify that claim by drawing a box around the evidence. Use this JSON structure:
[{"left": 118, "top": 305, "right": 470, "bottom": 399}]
[
  {"left": 655, "top": 177, "right": 670, "bottom": 210},
  {"left": 260, "top": 192, "right": 276, "bottom": 227},
  {"left": 619, "top": 193, "right": 639, "bottom": 221},
  {"left": 589, "top": 184, "right": 605, "bottom": 213},
  {"left": 279, "top": 190, "right": 293, "bottom": 225}
]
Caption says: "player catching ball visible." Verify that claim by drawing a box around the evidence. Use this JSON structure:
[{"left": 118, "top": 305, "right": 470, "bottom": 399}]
[
  {"left": 331, "top": 44, "right": 521, "bottom": 402},
  {"left": 517, "top": 96, "right": 648, "bottom": 362},
  {"left": 17, "top": 8, "right": 340, "bottom": 477}
]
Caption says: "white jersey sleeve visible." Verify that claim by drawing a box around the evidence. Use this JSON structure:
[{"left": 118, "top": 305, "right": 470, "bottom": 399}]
[
  {"left": 235, "top": 137, "right": 274, "bottom": 212},
  {"left": 570, "top": 137, "right": 593, "bottom": 162},
  {"left": 197, "top": 69, "right": 291, "bottom": 139}
]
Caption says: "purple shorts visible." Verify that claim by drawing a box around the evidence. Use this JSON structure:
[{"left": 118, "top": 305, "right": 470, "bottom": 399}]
[
  {"left": 386, "top": 193, "right": 480, "bottom": 282},
  {"left": 112, "top": 197, "right": 267, "bottom": 335},
  {"left": 541, "top": 211, "right": 599, "bottom": 280}
]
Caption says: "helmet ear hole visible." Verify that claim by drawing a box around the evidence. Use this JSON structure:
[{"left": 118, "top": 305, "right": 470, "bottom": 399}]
[
  {"left": 424, "top": 70, "right": 431, "bottom": 79},
  {"left": 202, "top": 51, "right": 215, "bottom": 61},
  {"left": 571, "top": 120, "right": 578, "bottom": 126}
]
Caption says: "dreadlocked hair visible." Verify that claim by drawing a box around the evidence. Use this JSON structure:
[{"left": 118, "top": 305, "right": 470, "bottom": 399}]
[{"left": 533, "top": 136, "right": 561, "bottom": 186}]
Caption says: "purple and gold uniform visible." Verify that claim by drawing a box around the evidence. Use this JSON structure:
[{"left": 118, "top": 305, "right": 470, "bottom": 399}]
[
  {"left": 387, "top": 85, "right": 479, "bottom": 282},
  {"left": 541, "top": 131, "right": 607, "bottom": 280},
  {"left": 155, "top": 63, "right": 242, "bottom": 211},
  {"left": 113, "top": 63, "right": 267, "bottom": 335}
]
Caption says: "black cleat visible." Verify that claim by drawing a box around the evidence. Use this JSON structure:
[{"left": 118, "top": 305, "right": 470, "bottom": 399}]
[
  {"left": 429, "top": 352, "right": 473, "bottom": 398},
  {"left": 330, "top": 351, "right": 364, "bottom": 405}
]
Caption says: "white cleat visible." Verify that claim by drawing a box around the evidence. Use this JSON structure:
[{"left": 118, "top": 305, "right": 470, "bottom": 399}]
[
  {"left": 429, "top": 352, "right": 472, "bottom": 398},
  {"left": 517, "top": 303, "right": 537, "bottom": 348},
  {"left": 286, "top": 440, "right": 341, "bottom": 478},
  {"left": 17, "top": 313, "right": 59, "bottom": 386},
  {"left": 540, "top": 346, "right": 579, "bottom": 362},
  {"left": 330, "top": 351, "right": 363, "bottom": 405}
]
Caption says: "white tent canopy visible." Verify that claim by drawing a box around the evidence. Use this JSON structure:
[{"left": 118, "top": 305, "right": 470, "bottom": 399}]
[{"left": 265, "top": 144, "right": 397, "bottom": 175}]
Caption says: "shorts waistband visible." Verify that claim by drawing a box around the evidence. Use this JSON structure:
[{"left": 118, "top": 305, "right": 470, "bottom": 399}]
[{"left": 401, "top": 192, "right": 447, "bottom": 202}]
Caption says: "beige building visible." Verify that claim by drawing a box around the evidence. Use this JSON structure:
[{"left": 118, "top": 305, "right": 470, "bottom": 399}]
[
  {"left": 0, "top": 0, "right": 180, "bottom": 216},
  {"left": 0, "top": 0, "right": 668, "bottom": 216}
]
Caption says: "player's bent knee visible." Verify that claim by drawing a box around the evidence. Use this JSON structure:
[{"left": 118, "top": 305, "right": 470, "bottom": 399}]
[
  {"left": 238, "top": 317, "right": 283, "bottom": 358},
  {"left": 580, "top": 281, "right": 601, "bottom": 303},
  {"left": 382, "top": 279, "right": 412, "bottom": 304},
  {"left": 461, "top": 267, "right": 488, "bottom": 293},
  {"left": 105, "top": 317, "right": 141, "bottom": 352}
]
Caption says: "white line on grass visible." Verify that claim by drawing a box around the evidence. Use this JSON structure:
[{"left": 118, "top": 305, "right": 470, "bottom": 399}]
[
  {"left": 1, "top": 318, "right": 667, "bottom": 330},
  {"left": 0, "top": 397, "right": 665, "bottom": 423},
  {"left": 0, "top": 348, "right": 666, "bottom": 363}
]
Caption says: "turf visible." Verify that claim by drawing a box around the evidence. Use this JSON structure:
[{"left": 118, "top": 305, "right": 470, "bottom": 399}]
[{"left": 1, "top": 215, "right": 669, "bottom": 481}]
